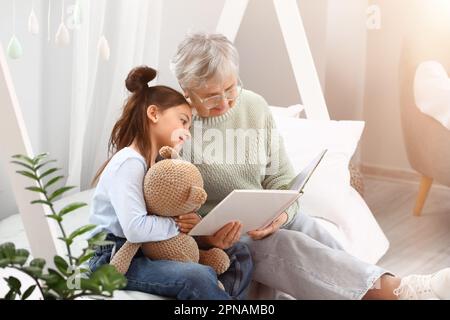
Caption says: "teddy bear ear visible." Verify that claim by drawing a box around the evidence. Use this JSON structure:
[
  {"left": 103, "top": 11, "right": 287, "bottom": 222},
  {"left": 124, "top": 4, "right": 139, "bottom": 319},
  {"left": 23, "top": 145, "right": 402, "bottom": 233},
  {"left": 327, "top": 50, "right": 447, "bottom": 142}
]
[
  {"left": 159, "top": 146, "right": 181, "bottom": 159},
  {"left": 187, "top": 186, "right": 207, "bottom": 206}
]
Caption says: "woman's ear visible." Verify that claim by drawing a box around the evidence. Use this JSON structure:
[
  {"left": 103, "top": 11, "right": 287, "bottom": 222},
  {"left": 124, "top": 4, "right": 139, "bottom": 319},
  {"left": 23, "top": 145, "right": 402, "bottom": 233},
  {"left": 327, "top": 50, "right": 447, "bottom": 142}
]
[{"left": 146, "top": 105, "right": 159, "bottom": 123}]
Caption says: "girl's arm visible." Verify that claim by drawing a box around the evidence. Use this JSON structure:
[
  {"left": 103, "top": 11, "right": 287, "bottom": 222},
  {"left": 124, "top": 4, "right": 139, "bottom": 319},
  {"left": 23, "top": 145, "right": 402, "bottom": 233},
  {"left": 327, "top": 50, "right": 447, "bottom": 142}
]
[{"left": 109, "top": 157, "right": 179, "bottom": 243}]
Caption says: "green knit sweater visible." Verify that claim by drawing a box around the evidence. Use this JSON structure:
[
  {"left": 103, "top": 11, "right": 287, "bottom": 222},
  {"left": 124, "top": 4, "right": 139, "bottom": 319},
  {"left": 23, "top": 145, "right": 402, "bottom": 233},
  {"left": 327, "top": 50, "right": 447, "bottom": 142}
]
[{"left": 182, "top": 89, "right": 299, "bottom": 226}]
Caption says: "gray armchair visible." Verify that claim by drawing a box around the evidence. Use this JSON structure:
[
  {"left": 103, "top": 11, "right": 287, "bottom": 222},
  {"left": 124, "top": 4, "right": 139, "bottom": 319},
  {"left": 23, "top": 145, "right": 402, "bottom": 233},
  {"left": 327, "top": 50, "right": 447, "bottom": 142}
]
[{"left": 399, "top": 35, "right": 450, "bottom": 216}]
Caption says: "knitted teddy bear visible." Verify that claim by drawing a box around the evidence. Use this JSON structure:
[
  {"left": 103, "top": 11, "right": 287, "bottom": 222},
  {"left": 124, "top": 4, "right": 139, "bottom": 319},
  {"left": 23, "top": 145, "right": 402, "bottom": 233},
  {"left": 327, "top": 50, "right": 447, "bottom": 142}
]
[{"left": 109, "top": 146, "right": 230, "bottom": 280}]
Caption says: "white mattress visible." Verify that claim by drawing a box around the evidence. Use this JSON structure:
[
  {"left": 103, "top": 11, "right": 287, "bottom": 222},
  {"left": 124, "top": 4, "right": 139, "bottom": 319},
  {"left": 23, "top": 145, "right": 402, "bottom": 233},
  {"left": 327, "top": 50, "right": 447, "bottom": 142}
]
[{"left": 0, "top": 189, "right": 346, "bottom": 300}]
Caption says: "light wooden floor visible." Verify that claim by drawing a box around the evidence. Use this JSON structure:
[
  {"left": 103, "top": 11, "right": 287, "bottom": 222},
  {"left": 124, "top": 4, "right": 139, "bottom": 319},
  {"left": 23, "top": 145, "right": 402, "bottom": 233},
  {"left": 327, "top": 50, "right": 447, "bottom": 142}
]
[{"left": 364, "top": 177, "right": 450, "bottom": 277}]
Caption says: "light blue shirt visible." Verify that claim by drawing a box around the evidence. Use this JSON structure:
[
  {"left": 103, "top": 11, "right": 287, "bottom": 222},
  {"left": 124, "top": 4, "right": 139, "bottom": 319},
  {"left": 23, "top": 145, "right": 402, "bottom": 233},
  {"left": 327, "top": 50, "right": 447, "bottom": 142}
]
[{"left": 89, "top": 147, "right": 179, "bottom": 243}]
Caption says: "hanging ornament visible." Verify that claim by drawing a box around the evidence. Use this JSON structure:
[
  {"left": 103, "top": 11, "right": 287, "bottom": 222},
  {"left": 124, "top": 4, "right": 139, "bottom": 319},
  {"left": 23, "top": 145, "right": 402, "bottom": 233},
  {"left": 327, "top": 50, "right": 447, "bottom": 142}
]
[
  {"left": 7, "top": 36, "right": 23, "bottom": 60},
  {"left": 98, "top": 35, "right": 110, "bottom": 61},
  {"left": 47, "top": 0, "right": 52, "bottom": 42},
  {"left": 7, "top": 0, "right": 23, "bottom": 59},
  {"left": 28, "top": 0, "right": 40, "bottom": 35},
  {"left": 55, "top": 0, "right": 70, "bottom": 47}
]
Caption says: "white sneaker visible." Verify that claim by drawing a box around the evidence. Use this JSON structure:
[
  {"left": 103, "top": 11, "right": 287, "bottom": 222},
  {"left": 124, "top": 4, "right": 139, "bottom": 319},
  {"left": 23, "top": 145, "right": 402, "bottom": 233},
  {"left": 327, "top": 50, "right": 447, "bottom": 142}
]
[{"left": 394, "top": 268, "right": 450, "bottom": 300}]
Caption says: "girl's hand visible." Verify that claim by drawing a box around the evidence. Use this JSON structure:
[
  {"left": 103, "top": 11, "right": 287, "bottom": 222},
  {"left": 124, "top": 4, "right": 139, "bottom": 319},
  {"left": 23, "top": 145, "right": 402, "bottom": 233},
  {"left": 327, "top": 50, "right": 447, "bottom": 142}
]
[
  {"left": 247, "top": 212, "right": 288, "bottom": 240},
  {"left": 197, "top": 221, "right": 242, "bottom": 250},
  {"left": 175, "top": 212, "right": 202, "bottom": 233}
]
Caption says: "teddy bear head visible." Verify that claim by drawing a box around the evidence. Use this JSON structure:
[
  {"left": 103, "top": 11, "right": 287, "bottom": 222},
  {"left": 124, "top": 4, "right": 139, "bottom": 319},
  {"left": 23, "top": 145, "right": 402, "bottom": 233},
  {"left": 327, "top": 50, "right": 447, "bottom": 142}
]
[{"left": 143, "top": 146, "right": 207, "bottom": 217}]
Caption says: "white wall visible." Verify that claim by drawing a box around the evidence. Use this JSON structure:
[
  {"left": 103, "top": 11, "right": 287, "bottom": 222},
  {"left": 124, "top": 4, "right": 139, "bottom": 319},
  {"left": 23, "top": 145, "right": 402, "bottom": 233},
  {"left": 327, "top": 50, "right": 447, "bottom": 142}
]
[
  {"left": 235, "top": 0, "right": 328, "bottom": 107},
  {"left": 362, "top": 0, "right": 450, "bottom": 172},
  {"left": 324, "top": 0, "right": 368, "bottom": 121},
  {"left": 0, "top": 0, "right": 44, "bottom": 220},
  {"left": 362, "top": 0, "right": 410, "bottom": 171},
  {"left": 157, "top": 0, "right": 224, "bottom": 89}
]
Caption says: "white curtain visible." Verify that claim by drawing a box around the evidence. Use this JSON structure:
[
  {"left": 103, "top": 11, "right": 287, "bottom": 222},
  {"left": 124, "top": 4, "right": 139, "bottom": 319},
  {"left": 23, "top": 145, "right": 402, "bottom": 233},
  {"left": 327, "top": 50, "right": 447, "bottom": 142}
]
[{"left": 66, "top": 0, "right": 162, "bottom": 191}]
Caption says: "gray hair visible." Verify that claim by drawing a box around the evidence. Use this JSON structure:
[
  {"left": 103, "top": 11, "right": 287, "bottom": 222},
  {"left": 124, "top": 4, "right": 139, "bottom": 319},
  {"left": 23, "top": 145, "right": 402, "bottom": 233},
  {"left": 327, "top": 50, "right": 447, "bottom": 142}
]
[{"left": 170, "top": 33, "right": 239, "bottom": 90}]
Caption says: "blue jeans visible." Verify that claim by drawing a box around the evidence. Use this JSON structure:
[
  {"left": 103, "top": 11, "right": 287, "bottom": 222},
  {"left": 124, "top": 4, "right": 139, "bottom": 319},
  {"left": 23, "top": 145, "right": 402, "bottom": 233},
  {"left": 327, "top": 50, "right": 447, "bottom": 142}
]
[{"left": 88, "top": 234, "right": 253, "bottom": 300}]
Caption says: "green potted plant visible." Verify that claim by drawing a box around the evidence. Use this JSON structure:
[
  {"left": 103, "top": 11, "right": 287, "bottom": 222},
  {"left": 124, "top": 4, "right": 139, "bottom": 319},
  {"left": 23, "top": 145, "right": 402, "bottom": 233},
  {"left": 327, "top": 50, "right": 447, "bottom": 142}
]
[{"left": 0, "top": 153, "right": 127, "bottom": 300}]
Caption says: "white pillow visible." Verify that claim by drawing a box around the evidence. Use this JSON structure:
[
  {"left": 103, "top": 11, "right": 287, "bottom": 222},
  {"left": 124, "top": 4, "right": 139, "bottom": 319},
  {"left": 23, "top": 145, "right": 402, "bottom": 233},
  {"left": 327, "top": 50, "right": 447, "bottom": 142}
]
[
  {"left": 414, "top": 61, "right": 450, "bottom": 130},
  {"left": 269, "top": 104, "right": 304, "bottom": 118},
  {"left": 272, "top": 115, "right": 389, "bottom": 264}
]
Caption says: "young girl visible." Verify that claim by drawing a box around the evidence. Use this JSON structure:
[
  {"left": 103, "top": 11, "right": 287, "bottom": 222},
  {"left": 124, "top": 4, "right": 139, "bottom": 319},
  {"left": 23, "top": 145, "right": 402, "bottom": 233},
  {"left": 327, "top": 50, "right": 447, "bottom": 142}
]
[{"left": 87, "top": 66, "right": 253, "bottom": 300}]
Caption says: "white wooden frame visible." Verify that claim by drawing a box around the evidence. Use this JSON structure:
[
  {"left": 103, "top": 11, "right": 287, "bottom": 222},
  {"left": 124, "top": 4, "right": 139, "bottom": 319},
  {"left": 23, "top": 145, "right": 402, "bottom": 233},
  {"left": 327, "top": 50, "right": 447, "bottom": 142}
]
[
  {"left": 0, "top": 44, "right": 58, "bottom": 264},
  {"left": 217, "top": 0, "right": 330, "bottom": 120},
  {"left": 0, "top": 0, "right": 329, "bottom": 262}
]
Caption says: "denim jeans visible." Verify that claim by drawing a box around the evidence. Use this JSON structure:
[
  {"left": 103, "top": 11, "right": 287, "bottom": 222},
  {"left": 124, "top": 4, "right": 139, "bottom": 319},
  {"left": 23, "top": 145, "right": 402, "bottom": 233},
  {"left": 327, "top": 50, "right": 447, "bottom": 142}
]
[
  {"left": 242, "top": 211, "right": 389, "bottom": 300},
  {"left": 88, "top": 234, "right": 253, "bottom": 300}
]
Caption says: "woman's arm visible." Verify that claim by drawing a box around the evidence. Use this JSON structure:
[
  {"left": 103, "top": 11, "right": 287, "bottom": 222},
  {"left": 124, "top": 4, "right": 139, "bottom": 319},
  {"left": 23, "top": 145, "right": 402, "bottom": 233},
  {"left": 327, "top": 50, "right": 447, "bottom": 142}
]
[{"left": 109, "top": 158, "right": 179, "bottom": 243}]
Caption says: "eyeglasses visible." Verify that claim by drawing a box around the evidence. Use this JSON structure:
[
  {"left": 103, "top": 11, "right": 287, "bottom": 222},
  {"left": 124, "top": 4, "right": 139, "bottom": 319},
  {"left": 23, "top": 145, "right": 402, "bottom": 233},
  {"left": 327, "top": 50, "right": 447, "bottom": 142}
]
[{"left": 189, "top": 79, "right": 243, "bottom": 110}]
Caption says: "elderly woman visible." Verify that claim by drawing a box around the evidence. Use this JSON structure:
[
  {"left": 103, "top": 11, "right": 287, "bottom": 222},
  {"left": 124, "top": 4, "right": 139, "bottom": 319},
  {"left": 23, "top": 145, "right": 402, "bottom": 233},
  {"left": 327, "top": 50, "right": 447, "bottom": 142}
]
[{"left": 171, "top": 32, "right": 450, "bottom": 300}]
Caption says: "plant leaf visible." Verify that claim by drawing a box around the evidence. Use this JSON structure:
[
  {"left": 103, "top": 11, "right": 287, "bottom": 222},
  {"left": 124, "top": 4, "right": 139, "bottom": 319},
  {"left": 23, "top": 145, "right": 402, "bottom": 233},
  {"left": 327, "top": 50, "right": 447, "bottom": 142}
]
[
  {"left": 46, "top": 214, "right": 62, "bottom": 222},
  {"left": 77, "top": 250, "right": 94, "bottom": 265},
  {"left": 0, "top": 258, "right": 9, "bottom": 268},
  {"left": 31, "top": 199, "right": 53, "bottom": 206},
  {"left": 80, "top": 278, "right": 101, "bottom": 294},
  {"left": 21, "top": 266, "right": 44, "bottom": 278},
  {"left": 68, "top": 225, "right": 96, "bottom": 242},
  {"left": 0, "top": 242, "right": 16, "bottom": 261},
  {"left": 48, "top": 186, "right": 75, "bottom": 202},
  {"left": 21, "top": 285, "right": 36, "bottom": 300},
  {"left": 5, "top": 289, "right": 16, "bottom": 300},
  {"left": 12, "top": 154, "right": 35, "bottom": 166},
  {"left": 25, "top": 186, "right": 46, "bottom": 194},
  {"left": 16, "top": 170, "right": 39, "bottom": 181},
  {"left": 86, "top": 231, "right": 113, "bottom": 248},
  {"left": 12, "top": 249, "right": 30, "bottom": 266},
  {"left": 90, "top": 264, "right": 127, "bottom": 292},
  {"left": 29, "top": 258, "right": 46, "bottom": 270},
  {"left": 58, "top": 202, "right": 87, "bottom": 217},
  {"left": 44, "top": 175, "right": 64, "bottom": 189},
  {"left": 11, "top": 160, "right": 35, "bottom": 171},
  {"left": 78, "top": 267, "right": 90, "bottom": 274},
  {"left": 35, "top": 160, "right": 57, "bottom": 171},
  {"left": 44, "top": 269, "right": 71, "bottom": 297},
  {"left": 38, "top": 168, "right": 60, "bottom": 180},
  {"left": 5, "top": 276, "right": 22, "bottom": 292},
  {"left": 57, "top": 237, "right": 73, "bottom": 247},
  {"left": 33, "top": 153, "right": 49, "bottom": 165},
  {"left": 54, "top": 256, "right": 69, "bottom": 276}
]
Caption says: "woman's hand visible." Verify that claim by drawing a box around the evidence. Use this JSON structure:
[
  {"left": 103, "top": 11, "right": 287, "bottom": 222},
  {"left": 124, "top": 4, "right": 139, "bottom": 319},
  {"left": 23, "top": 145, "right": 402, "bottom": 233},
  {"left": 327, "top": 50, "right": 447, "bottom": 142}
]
[
  {"left": 247, "top": 212, "right": 288, "bottom": 240},
  {"left": 197, "top": 221, "right": 242, "bottom": 250},
  {"left": 175, "top": 212, "right": 202, "bottom": 234}
]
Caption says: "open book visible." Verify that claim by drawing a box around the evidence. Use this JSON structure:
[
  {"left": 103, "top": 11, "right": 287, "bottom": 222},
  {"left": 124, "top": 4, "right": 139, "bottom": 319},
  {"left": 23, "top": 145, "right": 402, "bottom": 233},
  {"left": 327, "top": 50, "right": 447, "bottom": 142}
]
[{"left": 189, "top": 149, "right": 327, "bottom": 236}]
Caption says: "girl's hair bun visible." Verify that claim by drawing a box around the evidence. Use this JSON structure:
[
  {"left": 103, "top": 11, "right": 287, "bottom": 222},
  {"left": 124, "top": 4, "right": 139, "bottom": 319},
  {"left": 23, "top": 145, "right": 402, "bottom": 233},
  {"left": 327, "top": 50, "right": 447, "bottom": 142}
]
[{"left": 125, "top": 66, "right": 157, "bottom": 93}]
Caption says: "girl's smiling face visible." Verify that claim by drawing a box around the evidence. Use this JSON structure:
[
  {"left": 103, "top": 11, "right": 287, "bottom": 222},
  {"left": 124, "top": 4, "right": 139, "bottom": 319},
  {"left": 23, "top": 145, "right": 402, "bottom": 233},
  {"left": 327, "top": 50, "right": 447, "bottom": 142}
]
[{"left": 147, "top": 103, "right": 192, "bottom": 151}]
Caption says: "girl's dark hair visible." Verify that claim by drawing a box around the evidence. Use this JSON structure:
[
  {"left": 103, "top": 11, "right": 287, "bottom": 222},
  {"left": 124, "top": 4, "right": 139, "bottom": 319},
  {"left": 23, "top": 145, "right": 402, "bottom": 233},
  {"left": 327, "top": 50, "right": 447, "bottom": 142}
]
[{"left": 92, "top": 66, "right": 189, "bottom": 185}]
